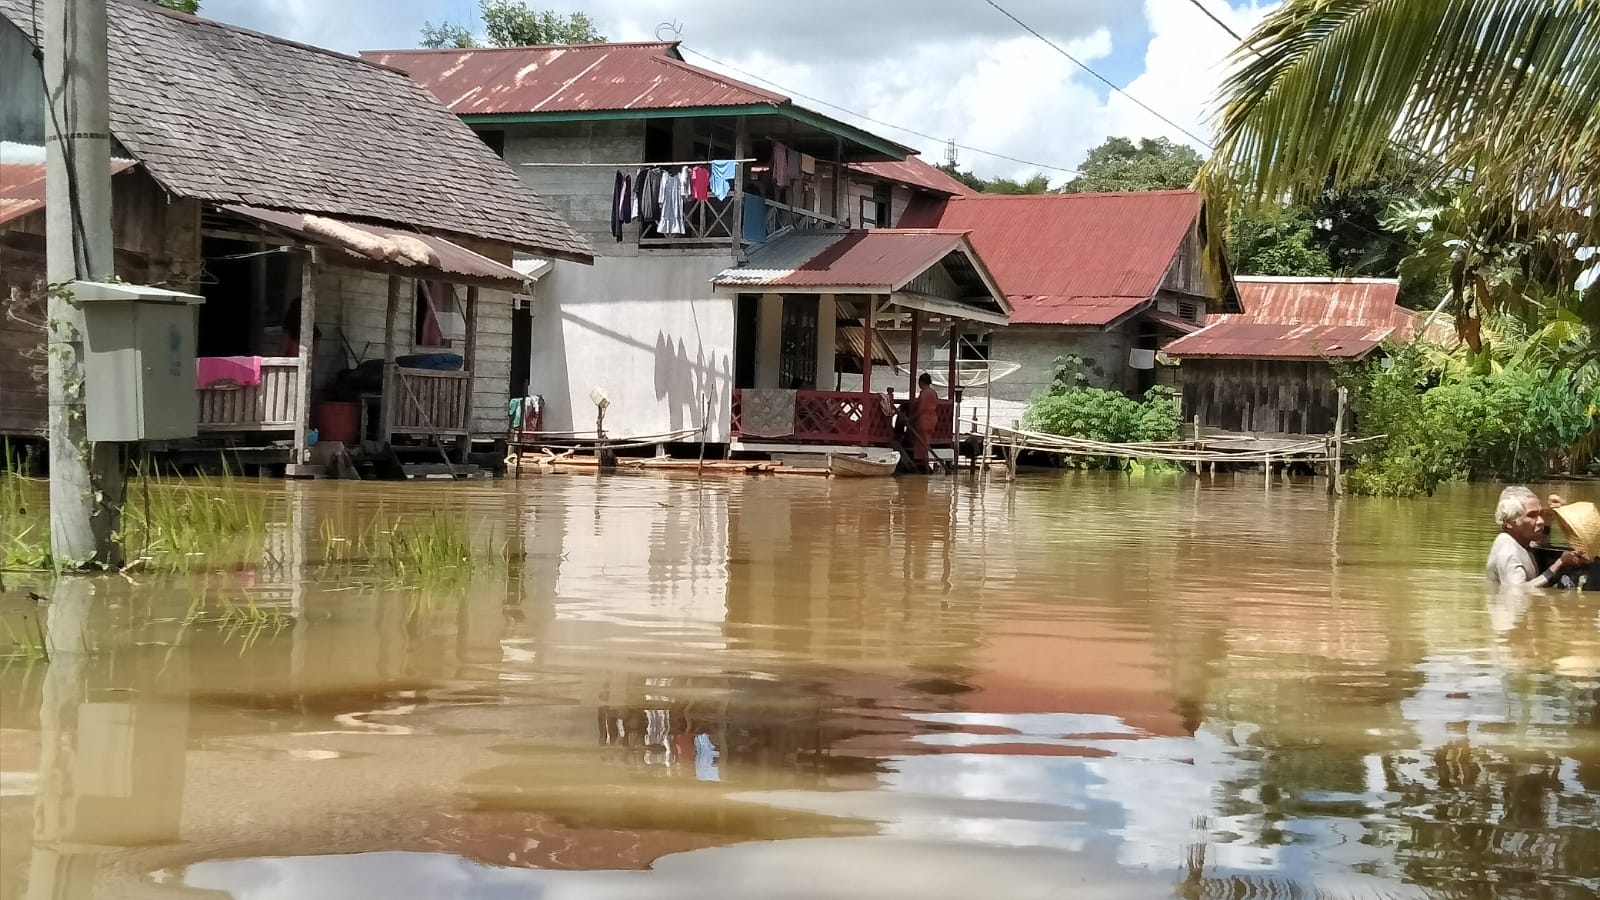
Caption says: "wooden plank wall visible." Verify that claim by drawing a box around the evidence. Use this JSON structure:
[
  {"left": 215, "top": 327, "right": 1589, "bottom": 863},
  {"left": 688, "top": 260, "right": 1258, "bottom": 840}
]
[{"left": 1180, "top": 358, "right": 1339, "bottom": 435}]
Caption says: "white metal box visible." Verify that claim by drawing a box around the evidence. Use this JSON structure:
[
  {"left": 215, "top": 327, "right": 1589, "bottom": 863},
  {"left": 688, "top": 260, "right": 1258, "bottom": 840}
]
[{"left": 73, "top": 281, "right": 205, "bottom": 442}]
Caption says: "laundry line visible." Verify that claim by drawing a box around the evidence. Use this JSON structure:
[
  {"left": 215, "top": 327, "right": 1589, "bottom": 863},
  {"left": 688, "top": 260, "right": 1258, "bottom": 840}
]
[{"left": 521, "top": 158, "right": 756, "bottom": 168}]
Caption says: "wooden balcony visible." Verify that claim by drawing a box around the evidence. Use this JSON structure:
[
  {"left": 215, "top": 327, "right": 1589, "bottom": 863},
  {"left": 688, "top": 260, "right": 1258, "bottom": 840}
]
[
  {"left": 391, "top": 367, "right": 472, "bottom": 436},
  {"left": 197, "top": 357, "right": 300, "bottom": 432},
  {"left": 729, "top": 389, "right": 954, "bottom": 447},
  {"left": 639, "top": 196, "right": 737, "bottom": 247}
]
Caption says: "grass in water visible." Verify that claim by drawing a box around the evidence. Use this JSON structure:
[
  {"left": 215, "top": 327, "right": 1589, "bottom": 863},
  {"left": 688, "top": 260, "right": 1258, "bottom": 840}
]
[
  {"left": 321, "top": 509, "right": 499, "bottom": 583},
  {"left": 1, "top": 443, "right": 51, "bottom": 572}
]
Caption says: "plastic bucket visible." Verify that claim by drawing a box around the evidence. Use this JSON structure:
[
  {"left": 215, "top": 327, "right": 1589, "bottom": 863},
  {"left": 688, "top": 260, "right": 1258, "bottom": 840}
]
[{"left": 313, "top": 401, "right": 359, "bottom": 444}]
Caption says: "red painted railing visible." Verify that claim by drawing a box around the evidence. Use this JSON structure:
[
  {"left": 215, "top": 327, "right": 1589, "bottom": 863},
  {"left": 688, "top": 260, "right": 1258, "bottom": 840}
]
[{"left": 730, "top": 389, "right": 955, "bottom": 447}]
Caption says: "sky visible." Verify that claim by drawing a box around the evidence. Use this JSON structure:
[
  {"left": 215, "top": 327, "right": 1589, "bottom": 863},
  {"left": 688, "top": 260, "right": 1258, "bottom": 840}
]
[{"left": 196, "top": 0, "right": 1276, "bottom": 184}]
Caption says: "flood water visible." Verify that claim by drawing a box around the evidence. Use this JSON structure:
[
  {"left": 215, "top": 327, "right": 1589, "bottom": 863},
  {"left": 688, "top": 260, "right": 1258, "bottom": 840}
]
[{"left": 2, "top": 472, "right": 1598, "bottom": 899}]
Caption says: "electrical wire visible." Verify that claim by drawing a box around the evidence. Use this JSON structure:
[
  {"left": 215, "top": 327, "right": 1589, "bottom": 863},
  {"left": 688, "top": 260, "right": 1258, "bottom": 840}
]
[
  {"left": 678, "top": 45, "right": 1084, "bottom": 176},
  {"left": 979, "top": 0, "right": 1215, "bottom": 150},
  {"left": 1185, "top": 0, "right": 1243, "bottom": 42}
]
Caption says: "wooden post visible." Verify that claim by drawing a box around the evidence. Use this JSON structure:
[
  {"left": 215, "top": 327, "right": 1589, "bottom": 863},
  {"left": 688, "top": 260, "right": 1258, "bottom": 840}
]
[
  {"left": 862, "top": 296, "right": 876, "bottom": 392},
  {"left": 1008, "top": 419, "right": 1020, "bottom": 480},
  {"left": 290, "top": 251, "right": 319, "bottom": 470},
  {"left": 731, "top": 117, "right": 746, "bottom": 254},
  {"left": 458, "top": 285, "right": 479, "bottom": 464},
  {"left": 831, "top": 136, "right": 843, "bottom": 222},
  {"left": 379, "top": 274, "right": 402, "bottom": 447},
  {"left": 698, "top": 395, "right": 710, "bottom": 479},
  {"left": 948, "top": 321, "right": 960, "bottom": 475},
  {"left": 1331, "top": 385, "right": 1347, "bottom": 496},
  {"left": 908, "top": 308, "right": 921, "bottom": 395}
]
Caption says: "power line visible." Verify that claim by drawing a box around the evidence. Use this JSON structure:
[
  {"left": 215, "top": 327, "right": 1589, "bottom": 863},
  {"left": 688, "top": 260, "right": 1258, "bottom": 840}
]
[
  {"left": 1185, "top": 0, "right": 1243, "bottom": 42},
  {"left": 678, "top": 45, "right": 1084, "bottom": 176},
  {"left": 979, "top": 0, "right": 1215, "bottom": 150}
]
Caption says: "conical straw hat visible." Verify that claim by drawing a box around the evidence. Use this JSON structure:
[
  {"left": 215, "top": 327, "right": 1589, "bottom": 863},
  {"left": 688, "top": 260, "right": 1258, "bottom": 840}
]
[{"left": 1553, "top": 501, "right": 1600, "bottom": 556}]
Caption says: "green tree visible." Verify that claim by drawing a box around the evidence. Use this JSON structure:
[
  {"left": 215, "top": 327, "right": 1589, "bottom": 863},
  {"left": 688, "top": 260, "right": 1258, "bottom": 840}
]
[
  {"left": 1060, "top": 137, "right": 1202, "bottom": 194},
  {"left": 935, "top": 162, "right": 992, "bottom": 193},
  {"left": 1228, "top": 208, "right": 1332, "bottom": 277},
  {"left": 147, "top": 0, "right": 199, "bottom": 12},
  {"left": 1202, "top": 0, "right": 1600, "bottom": 327},
  {"left": 421, "top": 1, "right": 605, "bottom": 49}
]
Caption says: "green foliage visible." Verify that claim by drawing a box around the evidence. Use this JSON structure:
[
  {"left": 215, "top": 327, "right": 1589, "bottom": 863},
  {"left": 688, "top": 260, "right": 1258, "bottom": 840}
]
[
  {"left": 935, "top": 162, "right": 991, "bottom": 193},
  {"left": 1060, "top": 137, "right": 1203, "bottom": 194},
  {"left": 1228, "top": 207, "right": 1332, "bottom": 276},
  {"left": 1340, "top": 344, "right": 1600, "bottom": 496},
  {"left": 147, "top": 0, "right": 199, "bottom": 13},
  {"left": 1023, "top": 356, "right": 1183, "bottom": 469},
  {"left": 422, "top": 1, "right": 605, "bottom": 49}
]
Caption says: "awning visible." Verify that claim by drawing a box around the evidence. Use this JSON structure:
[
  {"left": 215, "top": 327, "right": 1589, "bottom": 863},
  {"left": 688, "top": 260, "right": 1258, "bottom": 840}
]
[
  {"left": 835, "top": 325, "right": 900, "bottom": 371},
  {"left": 219, "top": 204, "right": 533, "bottom": 290},
  {"left": 1143, "top": 309, "right": 1202, "bottom": 334},
  {"left": 712, "top": 229, "right": 1011, "bottom": 325}
]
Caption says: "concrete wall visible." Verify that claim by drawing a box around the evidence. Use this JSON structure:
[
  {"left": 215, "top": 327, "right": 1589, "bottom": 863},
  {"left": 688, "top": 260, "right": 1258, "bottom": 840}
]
[
  {"left": 530, "top": 254, "right": 735, "bottom": 442},
  {"left": 0, "top": 19, "right": 43, "bottom": 144},
  {"left": 310, "top": 268, "right": 517, "bottom": 436},
  {"left": 501, "top": 122, "right": 645, "bottom": 257}
]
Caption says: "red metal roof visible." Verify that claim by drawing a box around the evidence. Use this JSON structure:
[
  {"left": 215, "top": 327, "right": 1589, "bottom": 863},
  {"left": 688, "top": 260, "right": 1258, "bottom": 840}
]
[
  {"left": 1166, "top": 277, "right": 1415, "bottom": 359},
  {"left": 898, "top": 190, "right": 1202, "bottom": 326},
  {"left": 222, "top": 204, "right": 531, "bottom": 287},
  {"left": 0, "top": 160, "right": 137, "bottom": 226},
  {"left": 849, "top": 157, "right": 976, "bottom": 197},
  {"left": 363, "top": 42, "right": 786, "bottom": 116}
]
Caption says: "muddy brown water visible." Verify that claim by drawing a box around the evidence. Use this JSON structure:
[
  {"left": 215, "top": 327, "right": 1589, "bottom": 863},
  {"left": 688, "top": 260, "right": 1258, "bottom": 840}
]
[{"left": 1, "top": 473, "right": 1598, "bottom": 899}]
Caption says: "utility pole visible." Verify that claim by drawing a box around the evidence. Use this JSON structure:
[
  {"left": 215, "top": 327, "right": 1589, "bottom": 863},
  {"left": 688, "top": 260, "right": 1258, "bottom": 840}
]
[{"left": 44, "top": 0, "right": 123, "bottom": 567}]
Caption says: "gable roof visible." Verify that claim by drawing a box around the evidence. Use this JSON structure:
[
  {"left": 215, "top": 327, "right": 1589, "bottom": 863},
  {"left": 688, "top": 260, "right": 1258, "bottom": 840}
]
[
  {"left": 711, "top": 229, "right": 1010, "bottom": 325},
  {"left": 0, "top": 0, "right": 591, "bottom": 262},
  {"left": 897, "top": 190, "right": 1205, "bottom": 326},
  {"left": 363, "top": 43, "right": 913, "bottom": 161},
  {"left": 1165, "top": 277, "right": 1416, "bottom": 360},
  {"left": 849, "top": 157, "right": 977, "bottom": 197}
]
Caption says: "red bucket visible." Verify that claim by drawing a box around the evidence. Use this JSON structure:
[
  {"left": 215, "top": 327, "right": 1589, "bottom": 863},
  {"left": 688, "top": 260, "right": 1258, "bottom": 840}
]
[{"left": 313, "top": 401, "right": 359, "bottom": 444}]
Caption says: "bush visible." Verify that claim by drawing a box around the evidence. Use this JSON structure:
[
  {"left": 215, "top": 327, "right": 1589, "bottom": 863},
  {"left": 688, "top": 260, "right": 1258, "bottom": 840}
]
[{"left": 1023, "top": 356, "right": 1184, "bottom": 470}]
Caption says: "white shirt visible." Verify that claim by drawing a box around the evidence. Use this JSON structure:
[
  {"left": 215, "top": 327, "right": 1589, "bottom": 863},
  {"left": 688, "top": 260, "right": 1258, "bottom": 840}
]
[{"left": 1486, "top": 532, "right": 1540, "bottom": 586}]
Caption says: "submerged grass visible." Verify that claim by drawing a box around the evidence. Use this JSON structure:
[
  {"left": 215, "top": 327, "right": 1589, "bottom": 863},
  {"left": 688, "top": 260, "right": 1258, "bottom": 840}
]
[{"left": 320, "top": 508, "right": 504, "bottom": 584}]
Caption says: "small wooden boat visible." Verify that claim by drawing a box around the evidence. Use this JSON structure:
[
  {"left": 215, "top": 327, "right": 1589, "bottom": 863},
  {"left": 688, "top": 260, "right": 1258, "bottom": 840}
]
[{"left": 828, "top": 449, "right": 899, "bottom": 478}]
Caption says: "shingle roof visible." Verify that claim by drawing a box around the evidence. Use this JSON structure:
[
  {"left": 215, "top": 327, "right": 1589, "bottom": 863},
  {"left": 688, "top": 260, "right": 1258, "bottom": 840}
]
[
  {"left": 898, "top": 190, "right": 1204, "bottom": 326},
  {"left": 849, "top": 157, "right": 977, "bottom": 197},
  {"left": 0, "top": 0, "right": 591, "bottom": 261},
  {"left": 1165, "top": 277, "right": 1421, "bottom": 359}
]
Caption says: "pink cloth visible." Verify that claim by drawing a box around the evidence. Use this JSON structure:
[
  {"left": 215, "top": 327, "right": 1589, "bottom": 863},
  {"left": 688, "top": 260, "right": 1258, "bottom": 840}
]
[
  {"left": 689, "top": 166, "right": 711, "bottom": 201},
  {"left": 197, "top": 356, "right": 263, "bottom": 389}
]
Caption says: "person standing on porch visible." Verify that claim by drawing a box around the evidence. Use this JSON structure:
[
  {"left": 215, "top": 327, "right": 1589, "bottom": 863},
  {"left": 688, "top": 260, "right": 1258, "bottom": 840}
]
[{"left": 910, "top": 373, "right": 941, "bottom": 473}]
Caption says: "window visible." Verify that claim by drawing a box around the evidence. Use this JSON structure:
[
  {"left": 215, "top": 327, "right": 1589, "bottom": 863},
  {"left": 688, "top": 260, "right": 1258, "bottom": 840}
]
[
  {"left": 858, "top": 186, "right": 892, "bottom": 228},
  {"left": 414, "top": 281, "right": 466, "bottom": 348},
  {"left": 1177, "top": 301, "right": 1199, "bottom": 321},
  {"left": 956, "top": 334, "right": 992, "bottom": 361}
]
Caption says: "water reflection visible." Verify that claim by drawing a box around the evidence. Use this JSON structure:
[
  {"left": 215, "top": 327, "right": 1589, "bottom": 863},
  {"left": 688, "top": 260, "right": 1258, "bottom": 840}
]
[{"left": 0, "top": 475, "right": 1597, "bottom": 899}]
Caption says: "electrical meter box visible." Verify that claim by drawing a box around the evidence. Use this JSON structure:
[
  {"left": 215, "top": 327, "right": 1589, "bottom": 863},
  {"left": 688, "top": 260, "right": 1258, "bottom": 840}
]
[{"left": 72, "top": 281, "right": 205, "bottom": 442}]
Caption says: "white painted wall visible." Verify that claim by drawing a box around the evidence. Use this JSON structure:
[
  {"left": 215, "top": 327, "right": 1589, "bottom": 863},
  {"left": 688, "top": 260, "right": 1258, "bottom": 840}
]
[{"left": 530, "top": 254, "right": 736, "bottom": 442}]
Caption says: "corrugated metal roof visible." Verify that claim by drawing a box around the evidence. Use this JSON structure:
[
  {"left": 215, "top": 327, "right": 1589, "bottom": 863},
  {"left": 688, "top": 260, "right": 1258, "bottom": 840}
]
[
  {"left": 835, "top": 326, "right": 899, "bottom": 368},
  {"left": 1144, "top": 308, "right": 1202, "bottom": 334},
  {"left": 1166, "top": 277, "right": 1424, "bottom": 359},
  {"left": 715, "top": 230, "right": 971, "bottom": 290},
  {"left": 898, "top": 190, "right": 1202, "bottom": 326},
  {"left": 223, "top": 205, "right": 531, "bottom": 288},
  {"left": 849, "top": 157, "right": 976, "bottom": 197},
  {"left": 1235, "top": 276, "right": 1401, "bottom": 324},
  {"left": 0, "top": 0, "right": 591, "bottom": 261},
  {"left": 1165, "top": 322, "right": 1394, "bottom": 359},
  {"left": 0, "top": 160, "right": 136, "bottom": 226},
  {"left": 364, "top": 43, "right": 786, "bottom": 115}
]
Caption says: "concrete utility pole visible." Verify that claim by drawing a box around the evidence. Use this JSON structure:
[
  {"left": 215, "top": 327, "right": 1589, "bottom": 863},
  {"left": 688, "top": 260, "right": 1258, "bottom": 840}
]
[{"left": 44, "top": 0, "right": 123, "bottom": 566}]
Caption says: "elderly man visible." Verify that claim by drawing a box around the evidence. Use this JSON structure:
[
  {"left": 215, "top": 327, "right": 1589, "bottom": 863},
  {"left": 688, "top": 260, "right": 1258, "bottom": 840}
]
[{"left": 1487, "top": 486, "right": 1588, "bottom": 587}]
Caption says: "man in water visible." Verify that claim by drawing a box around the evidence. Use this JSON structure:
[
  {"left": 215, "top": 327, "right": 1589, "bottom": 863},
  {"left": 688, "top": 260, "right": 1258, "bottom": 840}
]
[
  {"left": 910, "top": 373, "right": 941, "bottom": 473},
  {"left": 1487, "top": 486, "right": 1589, "bottom": 587}
]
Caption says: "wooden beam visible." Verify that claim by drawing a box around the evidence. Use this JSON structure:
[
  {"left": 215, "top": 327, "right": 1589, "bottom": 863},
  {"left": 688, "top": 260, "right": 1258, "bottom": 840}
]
[
  {"left": 948, "top": 320, "right": 960, "bottom": 473},
  {"left": 908, "top": 307, "right": 921, "bottom": 395},
  {"left": 731, "top": 116, "right": 747, "bottom": 254},
  {"left": 291, "top": 251, "right": 318, "bottom": 463},
  {"left": 380, "top": 274, "right": 402, "bottom": 445},
  {"left": 458, "top": 285, "right": 480, "bottom": 462}
]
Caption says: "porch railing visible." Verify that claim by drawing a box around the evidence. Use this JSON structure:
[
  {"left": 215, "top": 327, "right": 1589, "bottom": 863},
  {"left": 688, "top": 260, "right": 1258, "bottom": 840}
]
[
  {"left": 729, "top": 389, "right": 955, "bottom": 446},
  {"left": 763, "top": 200, "right": 839, "bottom": 237},
  {"left": 197, "top": 357, "right": 300, "bottom": 431},
  {"left": 639, "top": 196, "right": 737, "bottom": 247},
  {"left": 392, "top": 367, "right": 472, "bottom": 436}
]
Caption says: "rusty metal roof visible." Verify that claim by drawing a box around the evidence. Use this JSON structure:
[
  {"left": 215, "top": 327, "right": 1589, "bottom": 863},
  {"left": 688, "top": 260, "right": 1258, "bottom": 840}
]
[
  {"left": 849, "top": 157, "right": 976, "bottom": 197},
  {"left": 1166, "top": 277, "right": 1418, "bottom": 359},
  {"left": 712, "top": 229, "right": 1010, "bottom": 322},
  {"left": 0, "top": 160, "right": 137, "bottom": 226},
  {"left": 222, "top": 205, "right": 532, "bottom": 288},
  {"left": 898, "top": 190, "right": 1204, "bottom": 326},
  {"left": 364, "top": 43, "right": 785, "bottom": 116}
]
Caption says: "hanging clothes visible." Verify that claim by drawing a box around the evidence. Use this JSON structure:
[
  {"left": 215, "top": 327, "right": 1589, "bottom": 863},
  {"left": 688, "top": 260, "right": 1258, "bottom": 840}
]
[
  {"left": 688, "top": 165, "right": 711, "bottom": 202},
  {"left": 633, "top": 168, "right": 651, "bottom": 221},
  {"left": 772, "top": 142, "right": 790, "bottom": 187},
  {"left": 635, "top": 168, "right": 662, "bottom": 222},
  {"left": 610, "top": 170, "right": 631, "bottom": 241},
  {"left": 658, "top": 167, "right": 687, "bottom": 235},
  {"left": 741, "top": 193, "right": 768, "bottom": 244},
  {"left": 709, "top": 160, "right": 736, "bottom": 201}
]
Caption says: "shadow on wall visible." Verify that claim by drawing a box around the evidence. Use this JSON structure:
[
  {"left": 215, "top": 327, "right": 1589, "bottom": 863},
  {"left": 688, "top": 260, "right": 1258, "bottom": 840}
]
[{"left": 655, "top": 330, "right": 730, "bottom": 437}]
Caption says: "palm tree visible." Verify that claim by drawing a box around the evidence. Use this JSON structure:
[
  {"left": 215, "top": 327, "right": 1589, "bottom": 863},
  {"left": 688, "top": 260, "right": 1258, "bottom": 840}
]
[{"left": 1202, "top": 1, "right": 1600, "bottom": 244}]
